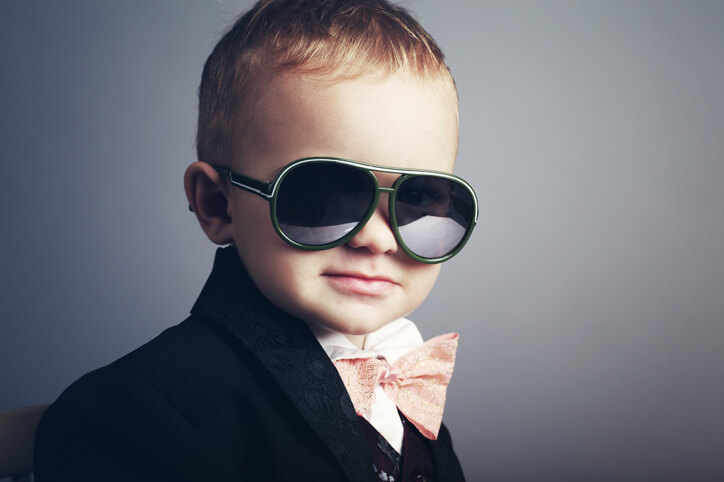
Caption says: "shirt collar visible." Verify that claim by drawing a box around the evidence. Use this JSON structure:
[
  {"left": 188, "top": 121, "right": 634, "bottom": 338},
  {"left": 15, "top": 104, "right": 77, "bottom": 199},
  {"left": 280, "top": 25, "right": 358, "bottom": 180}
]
[{"left": 311, "top": 318, "right": 424, "bottom": 365}]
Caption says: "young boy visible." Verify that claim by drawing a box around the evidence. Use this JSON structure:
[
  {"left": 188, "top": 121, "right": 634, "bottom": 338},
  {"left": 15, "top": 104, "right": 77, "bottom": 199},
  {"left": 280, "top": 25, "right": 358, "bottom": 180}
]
[{"left": 35, "top": 1, "right": 478, "bottom": 481}]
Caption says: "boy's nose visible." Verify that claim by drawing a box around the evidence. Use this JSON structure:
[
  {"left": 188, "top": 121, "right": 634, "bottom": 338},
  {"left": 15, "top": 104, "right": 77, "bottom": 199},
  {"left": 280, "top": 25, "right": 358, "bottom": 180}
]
[{"left": 346, "top": 204, "right": 398, "bottom": 255}]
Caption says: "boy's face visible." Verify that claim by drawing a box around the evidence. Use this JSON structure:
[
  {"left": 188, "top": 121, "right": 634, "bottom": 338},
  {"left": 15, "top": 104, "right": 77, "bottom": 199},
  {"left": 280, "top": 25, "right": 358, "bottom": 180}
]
[{"left": 225, "top": 70, "right": 458, "bottom": 345}]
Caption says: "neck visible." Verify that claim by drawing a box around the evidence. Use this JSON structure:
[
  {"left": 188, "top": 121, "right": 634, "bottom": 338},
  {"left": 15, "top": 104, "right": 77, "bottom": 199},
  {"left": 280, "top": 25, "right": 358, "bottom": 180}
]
[{"left": 345, "top": 334, "right": 367, "bottom": 350}]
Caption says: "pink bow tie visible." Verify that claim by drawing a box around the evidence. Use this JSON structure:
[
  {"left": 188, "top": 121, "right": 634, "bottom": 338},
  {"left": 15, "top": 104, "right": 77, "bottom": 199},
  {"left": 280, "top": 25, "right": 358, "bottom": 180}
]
[{"left": 333, "top": 332, "right": 459, "bottom": 440}]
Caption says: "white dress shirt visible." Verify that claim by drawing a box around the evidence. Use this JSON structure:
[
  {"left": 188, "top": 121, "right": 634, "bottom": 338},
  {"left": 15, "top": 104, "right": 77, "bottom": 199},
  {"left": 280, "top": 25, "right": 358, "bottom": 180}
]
[{"left": 311, "top": 318, "right": 424, "bottom": 454}]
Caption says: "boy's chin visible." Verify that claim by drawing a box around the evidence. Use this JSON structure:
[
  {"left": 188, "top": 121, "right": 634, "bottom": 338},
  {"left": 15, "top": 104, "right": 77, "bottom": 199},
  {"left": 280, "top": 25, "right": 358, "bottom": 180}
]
[{"left": 305, "top": 312, "right": 399, "bottom": 338}]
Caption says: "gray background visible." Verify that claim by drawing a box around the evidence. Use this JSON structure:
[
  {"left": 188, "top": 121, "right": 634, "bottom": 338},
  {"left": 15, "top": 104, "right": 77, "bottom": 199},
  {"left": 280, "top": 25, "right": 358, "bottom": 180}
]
[{"left": 1, "top": 1, "right": 723, "bottom": 480}]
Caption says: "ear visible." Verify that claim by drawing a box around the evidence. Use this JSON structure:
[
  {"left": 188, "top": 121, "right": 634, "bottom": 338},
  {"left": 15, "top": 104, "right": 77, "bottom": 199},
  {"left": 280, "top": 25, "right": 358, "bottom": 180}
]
[{"left": 184, "top": 162, "right": 234, "bottom": 245}]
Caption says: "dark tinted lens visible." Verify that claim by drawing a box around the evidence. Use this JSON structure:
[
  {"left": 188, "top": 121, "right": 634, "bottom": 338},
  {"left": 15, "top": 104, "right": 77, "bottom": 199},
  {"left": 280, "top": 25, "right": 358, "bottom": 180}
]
[
  {"left": 394, "top": 176, "right": 474, "bottom": 258},
  {"left": 276, "top": 162, "right": 376, "bottom": 246}
]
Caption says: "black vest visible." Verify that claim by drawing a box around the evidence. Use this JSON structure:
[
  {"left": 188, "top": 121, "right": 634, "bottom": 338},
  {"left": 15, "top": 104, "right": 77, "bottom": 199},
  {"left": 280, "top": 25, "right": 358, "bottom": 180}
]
[{"left": 359, "top": 413, "right": 435, "bottom": 482}]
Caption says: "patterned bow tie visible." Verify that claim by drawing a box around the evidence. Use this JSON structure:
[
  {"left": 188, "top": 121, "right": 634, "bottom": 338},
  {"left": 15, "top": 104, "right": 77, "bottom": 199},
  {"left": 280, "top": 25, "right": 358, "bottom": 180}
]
[{"left": 333, "top": 332, "right": 458, "bottom": 440}]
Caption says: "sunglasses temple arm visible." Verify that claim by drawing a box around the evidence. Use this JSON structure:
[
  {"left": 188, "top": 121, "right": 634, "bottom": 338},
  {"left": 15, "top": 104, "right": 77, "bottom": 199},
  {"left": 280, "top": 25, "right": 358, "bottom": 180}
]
[{"left": 212, "top": 165, "right": 274, "bottom": 200}]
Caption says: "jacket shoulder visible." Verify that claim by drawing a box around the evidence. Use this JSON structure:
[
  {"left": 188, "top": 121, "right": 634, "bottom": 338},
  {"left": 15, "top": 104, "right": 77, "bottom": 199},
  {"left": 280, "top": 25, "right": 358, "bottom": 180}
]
[{"left": 34, "top": 315, "right": 264, "bottom": 481}]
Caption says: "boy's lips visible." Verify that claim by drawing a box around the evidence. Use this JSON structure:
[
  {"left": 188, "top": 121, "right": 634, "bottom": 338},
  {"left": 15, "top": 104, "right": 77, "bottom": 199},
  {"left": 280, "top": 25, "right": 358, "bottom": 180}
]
[{"left": 322, "top": 271, "right": 399, "bottom": 296}]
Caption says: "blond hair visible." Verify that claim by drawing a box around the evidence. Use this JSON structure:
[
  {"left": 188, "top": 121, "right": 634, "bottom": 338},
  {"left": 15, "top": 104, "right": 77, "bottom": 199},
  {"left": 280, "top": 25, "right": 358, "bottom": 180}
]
[{"left": 197, "top": 0, "right": 455, "bottom": 166}]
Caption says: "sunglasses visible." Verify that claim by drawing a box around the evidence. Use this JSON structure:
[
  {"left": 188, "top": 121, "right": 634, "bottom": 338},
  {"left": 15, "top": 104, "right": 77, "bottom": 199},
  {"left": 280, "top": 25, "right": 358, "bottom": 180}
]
[{"left": 213, "top": 157, "right": 478, "bottom": 263}]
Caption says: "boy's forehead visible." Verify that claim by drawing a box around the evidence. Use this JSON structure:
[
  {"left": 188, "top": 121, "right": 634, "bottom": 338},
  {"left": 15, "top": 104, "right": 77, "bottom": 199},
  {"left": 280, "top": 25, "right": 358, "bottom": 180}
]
[{"left": 234, "top": 68, "right": 459, "bottom": 176}]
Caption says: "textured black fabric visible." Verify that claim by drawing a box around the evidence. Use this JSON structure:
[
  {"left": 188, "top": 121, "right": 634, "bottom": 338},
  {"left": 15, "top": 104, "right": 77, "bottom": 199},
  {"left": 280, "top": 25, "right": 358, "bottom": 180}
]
[
  {"left": 358, "top": 415, "right": 402, "bottom": 481},
  {"left": 34, "top": 246, "right": 465, "bottom": 481},
  {"left": 399, "top": 416, "right": 436, "bottom": 482},
  {"left": 359, "top": 414, "right": 438, "bottom": 482}
]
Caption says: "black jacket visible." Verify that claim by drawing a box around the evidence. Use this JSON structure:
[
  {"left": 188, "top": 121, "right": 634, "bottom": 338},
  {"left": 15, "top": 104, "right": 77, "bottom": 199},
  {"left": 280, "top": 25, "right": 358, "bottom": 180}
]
[{"left": 34, "top": 246, "right": 465, "bottom": 481}]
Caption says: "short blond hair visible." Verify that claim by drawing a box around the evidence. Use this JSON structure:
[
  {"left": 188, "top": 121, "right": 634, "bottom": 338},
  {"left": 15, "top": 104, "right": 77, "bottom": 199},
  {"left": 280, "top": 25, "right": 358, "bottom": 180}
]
[{"left": 197, "top": 0, "right": 455, "bottom": 167}]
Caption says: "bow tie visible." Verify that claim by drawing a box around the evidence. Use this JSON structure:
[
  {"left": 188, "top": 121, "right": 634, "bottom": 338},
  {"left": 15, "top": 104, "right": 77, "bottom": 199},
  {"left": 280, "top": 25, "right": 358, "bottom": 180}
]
[{"left": 333, "top": 332, "right": 458, "bottom": 440}]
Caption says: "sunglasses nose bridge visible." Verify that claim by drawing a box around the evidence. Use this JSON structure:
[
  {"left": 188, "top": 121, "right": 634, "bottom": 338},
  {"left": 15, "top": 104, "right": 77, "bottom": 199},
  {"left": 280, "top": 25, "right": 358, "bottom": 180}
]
[
  {"left": 346, "top": 186, "right": 398, "bottom": 255},
  {"left": 372, "top": 185, "right": 395, "bottom": 219},
  {"left": 347, "top": 181, "right": 394, "bottom": 236}
]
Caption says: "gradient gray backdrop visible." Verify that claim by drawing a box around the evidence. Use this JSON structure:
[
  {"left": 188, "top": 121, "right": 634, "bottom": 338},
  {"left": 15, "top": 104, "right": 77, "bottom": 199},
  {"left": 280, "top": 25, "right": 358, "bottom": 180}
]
[{"left": 2, "top": 1, "right": 723, "bottom": 480}]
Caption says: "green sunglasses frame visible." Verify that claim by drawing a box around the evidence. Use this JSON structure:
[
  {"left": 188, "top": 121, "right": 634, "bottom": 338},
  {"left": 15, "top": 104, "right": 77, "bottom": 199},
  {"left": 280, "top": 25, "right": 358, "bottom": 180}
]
[{"left": 213, "top": 157, "right": 479, "bottom": 264}]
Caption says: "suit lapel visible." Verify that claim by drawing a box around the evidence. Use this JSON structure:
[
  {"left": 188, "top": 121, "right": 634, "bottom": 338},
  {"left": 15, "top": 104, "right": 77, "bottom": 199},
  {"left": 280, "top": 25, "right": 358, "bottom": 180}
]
[{"left": 191, "top": 247, "right": 377, "bottom": 482}]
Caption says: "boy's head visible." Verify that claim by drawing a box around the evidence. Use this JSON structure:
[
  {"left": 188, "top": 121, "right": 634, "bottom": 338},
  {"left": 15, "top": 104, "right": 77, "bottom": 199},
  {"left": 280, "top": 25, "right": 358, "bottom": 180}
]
[
  {"left": 185, "top": 0, "right": 470, "bottom": 347},
  {"left": 195, "top": 0, "right": 457, "bottom": 169}
]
